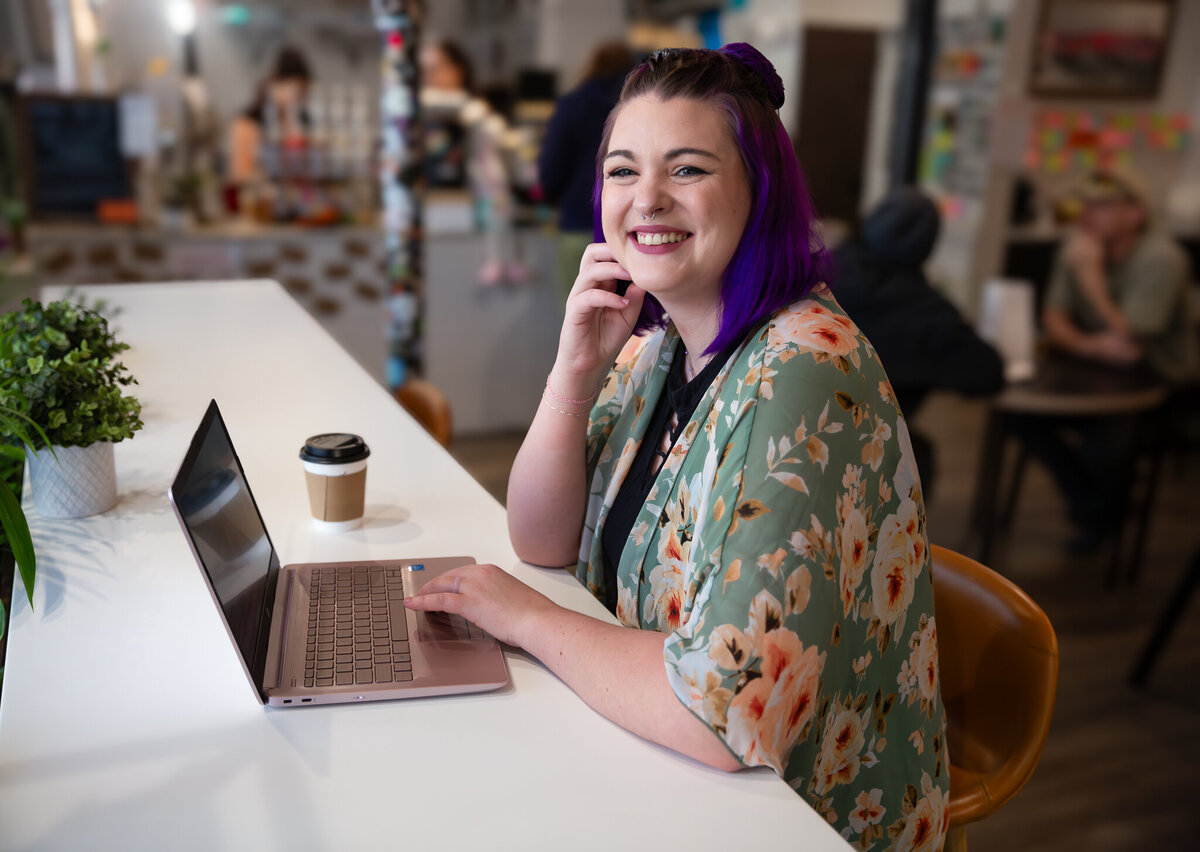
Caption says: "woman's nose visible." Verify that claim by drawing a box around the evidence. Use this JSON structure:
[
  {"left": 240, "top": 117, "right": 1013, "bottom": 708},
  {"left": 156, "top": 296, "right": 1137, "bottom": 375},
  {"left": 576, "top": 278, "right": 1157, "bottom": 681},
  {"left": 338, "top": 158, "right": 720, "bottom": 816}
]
[{"left": 634, "top": 178, "right": 669, "bottom": 220}]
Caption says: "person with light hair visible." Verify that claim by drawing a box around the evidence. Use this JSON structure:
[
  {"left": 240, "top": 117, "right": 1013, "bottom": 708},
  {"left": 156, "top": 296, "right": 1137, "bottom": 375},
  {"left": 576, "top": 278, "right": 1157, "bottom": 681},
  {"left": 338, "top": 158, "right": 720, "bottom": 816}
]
[
  {"left": 1043, "top": 168, "right": 1195, "bottom": 383},
  {"left": 1018, "top": 168, "right": 1195, "bottom": 555}
]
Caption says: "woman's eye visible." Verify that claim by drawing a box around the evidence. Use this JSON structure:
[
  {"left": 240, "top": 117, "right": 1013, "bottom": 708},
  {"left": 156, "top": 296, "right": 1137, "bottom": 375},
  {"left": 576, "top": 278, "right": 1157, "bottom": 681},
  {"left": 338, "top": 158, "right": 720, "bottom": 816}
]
[
  {"left": 606, "top": 167, "right": 636, "bottom": 179},
  {"left": 672, "top": 166, "right": 707, "bottom": 178}
]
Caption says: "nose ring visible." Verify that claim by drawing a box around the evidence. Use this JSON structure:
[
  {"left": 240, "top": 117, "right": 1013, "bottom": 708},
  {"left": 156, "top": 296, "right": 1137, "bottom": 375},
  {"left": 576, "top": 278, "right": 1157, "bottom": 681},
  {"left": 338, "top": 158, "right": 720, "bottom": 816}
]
[{"left": 640, "top": 211, "right": 656, "bottom": 221}]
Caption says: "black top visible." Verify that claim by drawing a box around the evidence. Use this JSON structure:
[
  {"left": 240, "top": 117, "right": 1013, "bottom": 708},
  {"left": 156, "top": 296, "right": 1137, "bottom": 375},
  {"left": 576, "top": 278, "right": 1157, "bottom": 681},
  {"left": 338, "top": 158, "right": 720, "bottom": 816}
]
[{"left": 598, "top": 334, "right": 744, "bottom": 614}]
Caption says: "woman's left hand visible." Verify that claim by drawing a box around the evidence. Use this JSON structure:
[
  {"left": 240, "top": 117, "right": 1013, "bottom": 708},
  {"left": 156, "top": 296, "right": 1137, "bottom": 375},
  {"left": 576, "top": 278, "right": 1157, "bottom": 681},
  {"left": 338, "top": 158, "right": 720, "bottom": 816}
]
[{"left": 402, "top": 563, "right": 561, "bottom": 648}]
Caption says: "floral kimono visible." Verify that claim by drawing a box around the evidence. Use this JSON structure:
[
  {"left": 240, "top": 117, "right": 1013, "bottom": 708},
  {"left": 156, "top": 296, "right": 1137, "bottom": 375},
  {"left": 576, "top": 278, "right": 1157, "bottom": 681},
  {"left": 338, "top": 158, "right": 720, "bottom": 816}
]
[{"left": 579, "top": 286, "right": 949, "bottom": 851}]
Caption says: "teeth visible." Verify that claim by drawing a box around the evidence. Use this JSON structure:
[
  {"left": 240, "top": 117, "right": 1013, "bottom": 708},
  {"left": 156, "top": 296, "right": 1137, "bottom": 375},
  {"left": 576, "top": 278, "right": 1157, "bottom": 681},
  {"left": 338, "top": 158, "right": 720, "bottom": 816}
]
[{"left": 636, "top": 231, "right": 689, "bottom": 246}]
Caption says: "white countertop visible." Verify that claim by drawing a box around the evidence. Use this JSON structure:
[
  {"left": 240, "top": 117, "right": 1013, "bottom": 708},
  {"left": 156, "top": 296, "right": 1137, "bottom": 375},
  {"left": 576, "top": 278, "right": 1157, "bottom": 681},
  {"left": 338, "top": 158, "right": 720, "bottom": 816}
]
[{"left": 0, "top": 280, "right": 848, "bottom": 851}]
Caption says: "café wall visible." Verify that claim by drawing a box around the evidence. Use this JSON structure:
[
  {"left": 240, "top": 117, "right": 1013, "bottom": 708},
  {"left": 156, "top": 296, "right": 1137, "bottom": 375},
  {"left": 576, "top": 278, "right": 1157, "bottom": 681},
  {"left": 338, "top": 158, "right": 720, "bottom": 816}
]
[
  {"left": 88, "top": 0, "right": 629, "bottom": 151},
  {"left": 961, "top": 0, "right": 1200, "bottom": 314},
  {"left": 91, "top": 1, "right": 381, "bottom": 159},
  {"left": 423, "top": 0, "right": 627, "bottom": 91},
  {"left": 996, "top": 0, "right": 1200, "bottom": 217}
]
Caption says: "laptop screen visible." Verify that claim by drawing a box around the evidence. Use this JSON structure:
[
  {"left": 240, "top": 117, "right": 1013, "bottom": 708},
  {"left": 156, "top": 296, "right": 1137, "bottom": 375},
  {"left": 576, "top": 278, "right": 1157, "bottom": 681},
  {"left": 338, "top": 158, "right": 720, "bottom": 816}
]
[{"left": 169, "top": 401, "right": 280, "bottom": 695}]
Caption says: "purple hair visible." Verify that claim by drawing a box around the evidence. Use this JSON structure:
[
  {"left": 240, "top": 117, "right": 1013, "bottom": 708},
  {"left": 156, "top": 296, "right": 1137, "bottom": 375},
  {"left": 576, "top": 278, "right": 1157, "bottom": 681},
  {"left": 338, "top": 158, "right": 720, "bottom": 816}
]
[{"left": 592, "top": 43, "right": 829, "bottom": 356}]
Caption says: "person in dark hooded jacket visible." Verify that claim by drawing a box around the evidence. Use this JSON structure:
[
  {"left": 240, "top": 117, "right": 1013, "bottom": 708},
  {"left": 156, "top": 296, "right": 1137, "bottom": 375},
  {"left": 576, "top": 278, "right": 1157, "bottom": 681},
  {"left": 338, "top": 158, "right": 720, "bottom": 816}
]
[
  {"left": 832, "top": 186, "right": 1004, "bottom": 494},
  {"left": 538, "top": 43, "right": 636, "bottom": 300}
]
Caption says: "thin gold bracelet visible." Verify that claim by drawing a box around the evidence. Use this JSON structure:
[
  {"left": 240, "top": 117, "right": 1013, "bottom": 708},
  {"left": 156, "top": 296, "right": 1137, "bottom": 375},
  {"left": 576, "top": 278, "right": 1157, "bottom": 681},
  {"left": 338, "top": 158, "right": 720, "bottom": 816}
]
[
  {"left": 545, "top": 375, "right": 598, "bottom": 405},
  {"left": 542, "top": 398, "right": 588, "bottom": 417}
]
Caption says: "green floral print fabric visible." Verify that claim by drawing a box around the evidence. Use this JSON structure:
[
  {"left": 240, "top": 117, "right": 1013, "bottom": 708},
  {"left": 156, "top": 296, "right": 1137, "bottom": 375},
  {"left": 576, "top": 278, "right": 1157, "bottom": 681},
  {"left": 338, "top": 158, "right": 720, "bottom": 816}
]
[{"left": 579, "top": 286, "right": 949, "bottom": 851}]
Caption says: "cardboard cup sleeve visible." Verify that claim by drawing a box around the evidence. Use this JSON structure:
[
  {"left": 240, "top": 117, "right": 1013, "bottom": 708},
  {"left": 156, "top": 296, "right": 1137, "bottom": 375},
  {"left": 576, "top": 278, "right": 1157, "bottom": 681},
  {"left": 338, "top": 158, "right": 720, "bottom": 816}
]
[{"left": 303, "top": 459, "right": 367, "bottom": 524}]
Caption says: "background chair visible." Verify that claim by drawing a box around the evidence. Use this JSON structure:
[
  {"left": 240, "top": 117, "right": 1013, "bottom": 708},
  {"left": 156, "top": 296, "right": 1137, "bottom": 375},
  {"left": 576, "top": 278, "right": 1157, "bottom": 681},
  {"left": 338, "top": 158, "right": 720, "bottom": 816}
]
[
  {"left": 394, "top": 377, "right": 453, "bottom": 448},
  {"left": 1129, "top": 542, "right": 1200, "bottom": 687},
  {"left": 931, "top": 544, "right": 1059, "bottom": 852}
]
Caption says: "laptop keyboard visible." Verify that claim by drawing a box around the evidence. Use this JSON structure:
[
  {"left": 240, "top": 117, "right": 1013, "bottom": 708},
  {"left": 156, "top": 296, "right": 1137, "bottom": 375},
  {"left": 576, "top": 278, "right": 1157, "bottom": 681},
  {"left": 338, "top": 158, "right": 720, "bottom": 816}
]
[{"left": 305, "top": 564, "right": 413, "bottom": 687}]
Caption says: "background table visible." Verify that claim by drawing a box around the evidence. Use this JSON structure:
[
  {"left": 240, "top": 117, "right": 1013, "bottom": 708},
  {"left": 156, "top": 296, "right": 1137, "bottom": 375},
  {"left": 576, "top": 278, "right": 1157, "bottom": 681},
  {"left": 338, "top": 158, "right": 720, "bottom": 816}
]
[
  {"left": 967, "top": 353, "right": 1168, "bottom": 583},
  {"left": 0, "top": 281, "right": 848, "bottom": 851}
]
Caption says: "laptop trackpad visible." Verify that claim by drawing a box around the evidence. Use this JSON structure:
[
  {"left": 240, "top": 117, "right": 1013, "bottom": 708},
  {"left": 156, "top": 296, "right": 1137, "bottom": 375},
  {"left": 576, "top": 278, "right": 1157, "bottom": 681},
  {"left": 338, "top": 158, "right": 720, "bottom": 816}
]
[{"left": 416, "top": 610, "right": 489, "bottom": 642}]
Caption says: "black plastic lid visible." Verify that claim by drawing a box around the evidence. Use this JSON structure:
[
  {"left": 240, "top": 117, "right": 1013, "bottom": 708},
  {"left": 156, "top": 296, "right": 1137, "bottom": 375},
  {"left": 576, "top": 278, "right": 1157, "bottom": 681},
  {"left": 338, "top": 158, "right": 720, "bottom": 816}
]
[{"left": 299, "top": 433, "right": 370, "bottom": 464}]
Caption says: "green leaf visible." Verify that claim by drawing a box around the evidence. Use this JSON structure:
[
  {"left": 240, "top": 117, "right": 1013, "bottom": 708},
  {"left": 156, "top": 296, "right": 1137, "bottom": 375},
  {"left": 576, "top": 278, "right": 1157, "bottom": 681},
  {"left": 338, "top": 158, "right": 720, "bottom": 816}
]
[
  {"left": 0, "top": 472, "right": 34, "bottom": 608},
  {"left": 0, "top": 298, "right": 143, "bottom": 448},
  {"left": 0, "top": 407, "right": 53, "bottom": 453}
]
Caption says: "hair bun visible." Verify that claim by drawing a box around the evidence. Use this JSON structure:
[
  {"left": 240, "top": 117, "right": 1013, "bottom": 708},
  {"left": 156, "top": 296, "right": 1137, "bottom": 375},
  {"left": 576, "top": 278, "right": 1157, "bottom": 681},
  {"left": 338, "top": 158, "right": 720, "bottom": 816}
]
[{"left": 720, "top": 42, "right": 785, "bottom": 109}]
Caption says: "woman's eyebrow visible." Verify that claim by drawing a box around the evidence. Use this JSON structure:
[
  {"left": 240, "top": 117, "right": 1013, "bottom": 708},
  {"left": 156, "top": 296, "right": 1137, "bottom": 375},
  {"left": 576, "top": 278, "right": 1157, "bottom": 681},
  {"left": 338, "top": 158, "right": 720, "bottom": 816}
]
[
  {"left": 603, "top": 147, "right": 721, "bottom": 162},
  {"left": 665, "top": 147, "right": 719, "bottom": 160}
]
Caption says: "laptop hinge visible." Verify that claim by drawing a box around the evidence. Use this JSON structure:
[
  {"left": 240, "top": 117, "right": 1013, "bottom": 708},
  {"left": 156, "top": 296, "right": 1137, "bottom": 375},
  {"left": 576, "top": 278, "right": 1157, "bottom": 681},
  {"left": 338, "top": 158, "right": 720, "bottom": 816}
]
[{"left": 266, "top": 568, "right": 298, "bottom": 691}]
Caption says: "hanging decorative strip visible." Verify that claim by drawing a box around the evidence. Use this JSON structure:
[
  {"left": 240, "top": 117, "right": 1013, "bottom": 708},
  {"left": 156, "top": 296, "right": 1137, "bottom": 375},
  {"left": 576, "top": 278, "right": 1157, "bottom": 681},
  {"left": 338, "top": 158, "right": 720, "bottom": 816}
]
[{"left": 373, "top": 0, "right": 423, "bottom": 389}]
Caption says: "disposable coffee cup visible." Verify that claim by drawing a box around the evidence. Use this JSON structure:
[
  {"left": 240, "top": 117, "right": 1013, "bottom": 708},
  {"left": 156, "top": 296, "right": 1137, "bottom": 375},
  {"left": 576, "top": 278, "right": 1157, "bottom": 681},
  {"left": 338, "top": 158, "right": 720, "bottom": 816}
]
[{"left": 300, "top": 433, "right": 371, "bottom": 531}]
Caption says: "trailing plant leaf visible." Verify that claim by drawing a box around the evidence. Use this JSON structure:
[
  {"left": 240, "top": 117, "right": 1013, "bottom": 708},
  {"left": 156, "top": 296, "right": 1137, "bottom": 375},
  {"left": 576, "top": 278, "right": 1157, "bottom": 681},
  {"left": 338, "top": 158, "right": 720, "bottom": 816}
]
[
  {"left": 0, "top": 407, "right": 52, "bottom": 456},
  {"left": 0, "top": 463, "right": 33, "bottom": 607}
]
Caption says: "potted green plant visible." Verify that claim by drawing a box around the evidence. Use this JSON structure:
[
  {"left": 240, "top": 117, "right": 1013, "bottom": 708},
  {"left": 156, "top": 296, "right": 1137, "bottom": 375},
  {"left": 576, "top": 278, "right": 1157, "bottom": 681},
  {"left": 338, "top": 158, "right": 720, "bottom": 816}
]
[{"left": 0, "top": 298, "right": 144, "bottom": 520}]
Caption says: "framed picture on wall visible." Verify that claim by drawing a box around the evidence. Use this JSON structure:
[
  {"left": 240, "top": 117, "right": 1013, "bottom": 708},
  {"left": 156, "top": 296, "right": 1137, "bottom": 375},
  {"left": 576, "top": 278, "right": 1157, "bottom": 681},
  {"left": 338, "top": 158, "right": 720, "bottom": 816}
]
[{"left": 1029, "top": 0, "right": 1175, "bottom": 98}]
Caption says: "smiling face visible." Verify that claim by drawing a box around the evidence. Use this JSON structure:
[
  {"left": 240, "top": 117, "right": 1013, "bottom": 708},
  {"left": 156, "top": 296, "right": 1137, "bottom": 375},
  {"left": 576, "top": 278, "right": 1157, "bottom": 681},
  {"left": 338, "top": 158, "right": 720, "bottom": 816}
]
[{"left": 600, "top": 95, "right": 752, "bottom": 313}]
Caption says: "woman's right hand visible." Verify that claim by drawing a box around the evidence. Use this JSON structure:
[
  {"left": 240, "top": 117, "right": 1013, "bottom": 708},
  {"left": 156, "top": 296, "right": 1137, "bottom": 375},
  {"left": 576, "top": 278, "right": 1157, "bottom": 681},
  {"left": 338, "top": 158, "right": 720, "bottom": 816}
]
[{"left": 551, "top": 242, "right": 646, "bottom": 396}]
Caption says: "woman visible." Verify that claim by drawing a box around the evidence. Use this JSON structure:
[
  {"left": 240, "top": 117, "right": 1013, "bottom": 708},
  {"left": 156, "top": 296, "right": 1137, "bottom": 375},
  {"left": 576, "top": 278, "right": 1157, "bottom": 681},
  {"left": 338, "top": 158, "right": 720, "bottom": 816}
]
[
  {"left": 420, "top": 38, "right": 526, "bottom": 285},
  {"left": 227, "top": 46, "right": 312, "bottom": 188},
  {"left": 406, "top": 44, "right": 948, "bottom": 849}
]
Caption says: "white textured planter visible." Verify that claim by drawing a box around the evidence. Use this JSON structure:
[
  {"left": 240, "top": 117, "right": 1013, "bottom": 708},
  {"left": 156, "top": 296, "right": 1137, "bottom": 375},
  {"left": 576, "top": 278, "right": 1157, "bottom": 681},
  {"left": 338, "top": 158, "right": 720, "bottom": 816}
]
[{"left": 26, "top": 442, "right": 118, "bottom": 519}]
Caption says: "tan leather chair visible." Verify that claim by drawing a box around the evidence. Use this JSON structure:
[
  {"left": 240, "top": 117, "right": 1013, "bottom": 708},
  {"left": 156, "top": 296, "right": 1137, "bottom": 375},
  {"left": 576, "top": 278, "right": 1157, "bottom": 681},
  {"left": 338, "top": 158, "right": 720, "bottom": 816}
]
[
  {"left": 394, "top": 377, "right": 453, "bottom": 448},
  {"left": 931, "top": 544, "right": 1059, "bottom": 852}
]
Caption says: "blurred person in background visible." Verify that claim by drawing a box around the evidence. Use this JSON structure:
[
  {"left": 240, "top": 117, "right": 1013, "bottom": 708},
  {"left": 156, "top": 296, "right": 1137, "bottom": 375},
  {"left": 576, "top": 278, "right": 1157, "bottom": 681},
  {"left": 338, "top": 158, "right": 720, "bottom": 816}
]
[
  {"left": 406, "top": 44, "right": 947, "bottom": 848},
  {"left": 1018, "top": 168, "right": 1196, "bottom": 554},
  {"left": 227, "top": 45, "right": 313, "bottom": 189},
  {"left": 831, "top": 186, "right": 1004, "bottom": 495},
  {"left": 420, "top": 39, "right": 526, "bottom": 285},
  {"left": 538, "top": 42, "right": 637, "bottom": 301},
  {"left": 1042, "top": 168, "right": 1195, "bottom": 383}
]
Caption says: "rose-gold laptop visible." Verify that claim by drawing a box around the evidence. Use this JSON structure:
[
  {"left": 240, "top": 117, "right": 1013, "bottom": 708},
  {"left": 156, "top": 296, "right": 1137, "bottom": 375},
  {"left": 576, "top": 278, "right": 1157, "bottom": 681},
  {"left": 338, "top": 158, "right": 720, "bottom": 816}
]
[{"left": 167, "top": 400, "right": 509, "bottom": 707}]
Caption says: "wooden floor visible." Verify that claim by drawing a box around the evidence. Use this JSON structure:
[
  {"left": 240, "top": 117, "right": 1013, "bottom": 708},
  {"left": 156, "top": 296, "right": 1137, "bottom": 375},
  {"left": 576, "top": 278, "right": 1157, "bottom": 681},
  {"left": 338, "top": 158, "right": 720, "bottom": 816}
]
[{"left": 449, "top": 392, "right": 1200, "bottom": 851}]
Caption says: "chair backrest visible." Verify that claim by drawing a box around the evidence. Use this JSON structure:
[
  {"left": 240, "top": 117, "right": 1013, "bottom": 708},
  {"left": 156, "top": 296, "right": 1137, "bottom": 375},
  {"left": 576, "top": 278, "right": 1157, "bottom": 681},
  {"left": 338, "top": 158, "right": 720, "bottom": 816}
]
[
  {"left": 930, "top": 544, "right": 1059, "bottom": 828},
  {"left": 394, "top": 377, "right": 453, "bottom": 448}
]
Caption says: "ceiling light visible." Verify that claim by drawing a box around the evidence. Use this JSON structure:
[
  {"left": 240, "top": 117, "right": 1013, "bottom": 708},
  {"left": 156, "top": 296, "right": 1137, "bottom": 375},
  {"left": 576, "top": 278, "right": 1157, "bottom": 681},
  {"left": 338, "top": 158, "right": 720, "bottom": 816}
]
[{"left": 166, "top": 0, "right": 197, "bottom": 35}]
